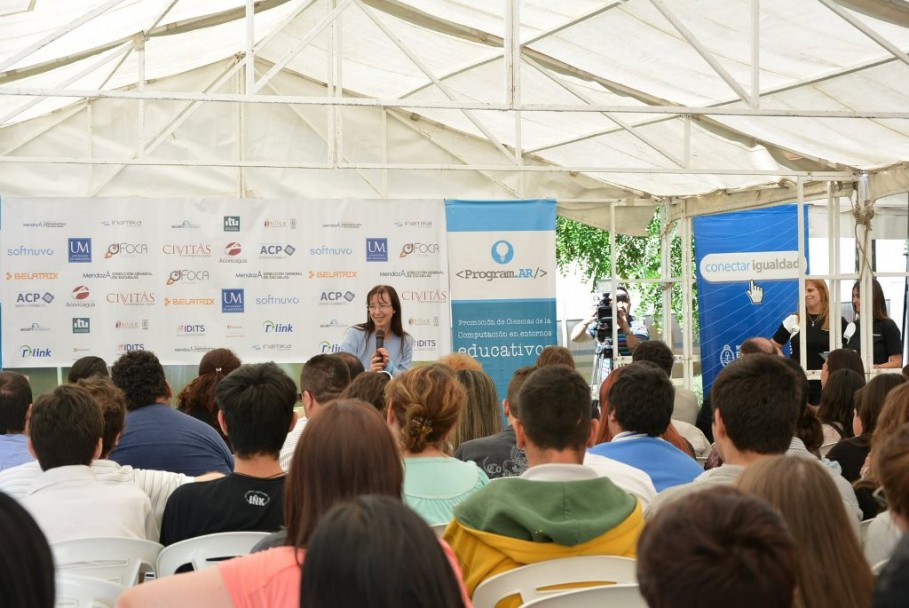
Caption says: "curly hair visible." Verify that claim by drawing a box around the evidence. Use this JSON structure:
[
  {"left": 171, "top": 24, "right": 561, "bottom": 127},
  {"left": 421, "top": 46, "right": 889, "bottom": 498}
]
[
  {"left": 110, "top": 350, "right": 169, "bottom": 411},
  {"left": 386, "top": 365, "right": 465, "bottom": 454},
  {"left": 177, "top": 348, "right": 241, "bottom": 439}
]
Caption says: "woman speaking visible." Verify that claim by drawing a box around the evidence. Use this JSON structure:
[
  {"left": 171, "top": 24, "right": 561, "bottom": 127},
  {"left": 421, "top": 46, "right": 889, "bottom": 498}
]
[{"left": 340, "top": 285, "right": 413, "bottom": 376}]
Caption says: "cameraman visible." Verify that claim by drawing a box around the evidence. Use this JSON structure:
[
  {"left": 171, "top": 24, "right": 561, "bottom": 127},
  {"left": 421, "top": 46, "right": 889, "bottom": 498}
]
[{"left": 570, "top": 286, "right": 649, "bottom": 356}]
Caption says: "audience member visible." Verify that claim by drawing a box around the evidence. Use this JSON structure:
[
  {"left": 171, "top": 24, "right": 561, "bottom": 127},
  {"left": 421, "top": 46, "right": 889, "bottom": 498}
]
[
  {"left": 0, "top": 372, "right": 34, "bottom": 471},
  {"left": 301, "top": 496, "right": 467, "bottom": 608},
  {"left": 455, "top": 366, "right": 533, "bottom": 479},
  {"left": 780, "top": 356, "right": 825, "bottom": 457},
  {"left": 737, "top": 456, "right": 874, "bottom": 608},
  {"left": 871, "top": 423, "right": 909, "bottom": 607},
  {"left": 632, "top": 339, "right": 697, "bottom": 424},
  {"left": 67, "top": 355, "right": 109, "bottom": 383},
  {"left": 278, "top": 354, "right": 351, "bottom": 471},
  {"left": 450, "top": 369, "right": 502, "bottom": 451},
  {"left": 387, "top": 365, "right": 488, "bottom": 525},
  {"left": 822, "top": 348, "right": 866, "bottom": 387},
  {"left": 445, "top": 365, "right": 643, "bottom": 601},
  {"left": 21, "top": 385, "right": 156, "bottom": 543},
  {"left": 855, "top": 382, "right": 909, "bottom": 519},
  {"left": 176, "top": 348, "right": 241, "bottom": 446},
  {"left": 108, "top": 350, "right": 233, "bottom": 476},
  {"left": 117, "top": 400, "right": 409, "bottom": 608},
  {"left": 160, "top": 363, "right": 297, "bottom": 546},
  {"left": 637, "top": 486, "right": 796, "bottom": 608},
  {"left": 588, "top": 362, "right": 702, "bottom": 491},
  {"left": 437, "top": 352, "right": 483, "bottom": 372},
  {"left": 0, "top": 492, "right": 55, "bottom": 608},
  {"left": 818, "top": 369, "right": 866, "bottom": 452},
  {"left": 332, "top": 351, "right": 365, "bottom": 380},
  {"left": 339, "top": 371, "right": 390, "bottom": 412},
  {"left": 0, "top": 377, "right": 207, "bottom": 528},
  {"left": 828, "top": 373, "right": 905, "bottom": 482},
  {"left": 535, "top": 345, "right": 575, "bottom": 368}
]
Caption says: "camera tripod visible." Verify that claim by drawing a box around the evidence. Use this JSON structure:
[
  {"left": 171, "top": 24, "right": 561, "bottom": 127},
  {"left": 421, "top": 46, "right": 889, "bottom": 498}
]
[{"left": 589, "top": 333, "right": 615, "bottom": 417}]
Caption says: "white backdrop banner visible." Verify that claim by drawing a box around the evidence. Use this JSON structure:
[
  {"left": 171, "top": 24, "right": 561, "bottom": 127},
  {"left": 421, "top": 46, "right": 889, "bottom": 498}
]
[{"left": 0, "top": 198, "right": 450, "bottom": 367}]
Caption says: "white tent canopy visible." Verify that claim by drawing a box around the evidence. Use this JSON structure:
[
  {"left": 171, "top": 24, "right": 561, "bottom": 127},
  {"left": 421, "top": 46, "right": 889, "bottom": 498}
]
[{"left": 1, "top": 0, "right": 908, "bottom": 234}]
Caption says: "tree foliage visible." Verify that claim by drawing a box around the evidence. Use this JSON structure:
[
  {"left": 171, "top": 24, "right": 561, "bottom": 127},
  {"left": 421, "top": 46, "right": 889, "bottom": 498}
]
[{"left": 555, "top": 212, "right": 698, "bottom": 334}]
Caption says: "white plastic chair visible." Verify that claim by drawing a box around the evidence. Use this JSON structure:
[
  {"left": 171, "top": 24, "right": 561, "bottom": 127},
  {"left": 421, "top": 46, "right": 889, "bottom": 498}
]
[
  {"left": 55, "top": 573, "right": 125, "bottom": 608},
  {"left": 859, "top": 518, "right": 874, "bottom": 545},
  {"left": 520, "top": 584, "right": 648, "bottom": 608},
  {"left": 471, "top": 555, "right": 637, "bottom": 608},
  {"left": 156, "top": 531, "right": 271, "bottom": 576},
  {"left": 872, "top": 558, "right": 889, "bottom": 575},
  {"left": 52, "top": 537, "right": 163, "bottom": 587},
  {"left": 430, "top": 523, "right": 448, "bottom": 538}
]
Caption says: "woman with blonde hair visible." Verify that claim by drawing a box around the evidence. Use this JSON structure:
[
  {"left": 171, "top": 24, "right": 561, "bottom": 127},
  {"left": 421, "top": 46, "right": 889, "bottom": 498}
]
[
  {"left": 737, "top": 456, "right": 874, "bottom": 608},
  {"left": 386, "top": 364, "right": 488, "bottom": 525},
  {"left": 449, "top": 369, "right": 502, "bottom": 451}
]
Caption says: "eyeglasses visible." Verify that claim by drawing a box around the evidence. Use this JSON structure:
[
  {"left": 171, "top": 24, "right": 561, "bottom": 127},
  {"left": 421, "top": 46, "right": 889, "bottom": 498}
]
[{"left": 367, "top": 304, "right": 393, "bottom": 311}]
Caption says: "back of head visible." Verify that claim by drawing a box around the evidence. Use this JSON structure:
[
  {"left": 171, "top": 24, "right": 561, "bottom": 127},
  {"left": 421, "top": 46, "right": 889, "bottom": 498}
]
[
  {"left": 875, "top": 423, "right": 909, "bottom": 524},
  {"left": 856, "top": 373, "right": 906, "bottom": 437},
  {"left": 712, "top": 354, "right": 798, "bottom": 454},
  {"left": 285, "top": 400, "right": 403, "bottom": 548},
  {"left": 177, "top": 348, "right": 241, "bottom": 421},
  {"left": 594, "top": 366, "right": 628, "bottom": 444},
  {"left": 740, "top": 337, "right": 779, "bottom": 356},
  {"left": 779, "top": 357, "right": 823, "bottom": 453},
  {"left": 301, "top": 496, "right": 464, "bottom": 608},
  {"left": 637, "top": 486, "right": 796, "bottom": 608},
  {"left": 607, "top": 362, "right": 674, "bottom": 436},
  {"left": 29, "top": 385, "right": 103, "bottom": 470},
  {"left": 826, "top": 348, "right": 865, "bottom": 376},
  {"left": 332, "top": 352, "right": 365, "bottom": 380},
  {"left": 736, "top": 456, "right": 874, "bottom": 607},
  {"left": 387, "top": 365, "right": 465, "bottom": 453},
  {"left": 111, "top": 350, "right": 168, "bottom": 410},
  {"left": 535, "top": 346, "right": 576, "bottom": 369},
  {"left": 340, "top": 371, "right": 390, "bottom": 413},
  {"left": 436, "top": 352, "right": 483, "bottom": 372},
  {"left": 215, "top": 362, "right": 297, "bottom": 458},
  {"left": 631, "top": 340, "right": 674, "bottom": 376},
  {"left": 504, "top": 365, "right": 536, "bottom": 418},
  {"left": 300, "top": 354, "right": 351, "bottom": 404},
  {"left": 67, "top": 356, "right": 109, "bottom": 383},
  {"left": 451, "top": 369, "right": 502, "bottom": 449},
  {"left": 76, "top": 377, "right": 127, "bottom": 458},
  {"left": 0, "top": 372, "right": 32, "bottom": 434},
  {"left": 0, "top": 492, "right": 55, "bottom": 608},
  {"left": 818, "top": 369, "right": 865, "bottom": 435},
  {"left": 517, "top": 365, "right": 591, "bottom": 452},
  {"left": 870, "top": 382, "right": 909, "bottom": 472}
]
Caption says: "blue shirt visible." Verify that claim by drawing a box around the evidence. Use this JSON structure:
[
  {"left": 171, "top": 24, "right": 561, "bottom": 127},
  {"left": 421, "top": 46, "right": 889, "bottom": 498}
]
[
  {"left": 588, "top": 434, "right": 702, "bottom": 492},
  {"left": 340, "top": 327, "right": 413, "bottom": 376},
  {"left": 0, "top": 434, "right": 34, "bottom": 472},
  {"left": 109, "top": 404, "right": 233, "bottom": 476}
]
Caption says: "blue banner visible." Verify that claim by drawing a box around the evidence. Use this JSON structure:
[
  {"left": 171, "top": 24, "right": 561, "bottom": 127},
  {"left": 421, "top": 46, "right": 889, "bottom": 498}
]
[
  {"left": 694, "top": 205, "right": 808, "bottom": 394},
  {"left": 445, "top": 200, "right": 557, "bottom": 405}
]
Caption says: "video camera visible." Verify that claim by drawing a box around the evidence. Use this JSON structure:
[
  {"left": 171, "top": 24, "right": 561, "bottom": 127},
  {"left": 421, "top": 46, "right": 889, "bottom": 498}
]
[{"left": 594, "top": 292, "right": 613, "bottom": 339}]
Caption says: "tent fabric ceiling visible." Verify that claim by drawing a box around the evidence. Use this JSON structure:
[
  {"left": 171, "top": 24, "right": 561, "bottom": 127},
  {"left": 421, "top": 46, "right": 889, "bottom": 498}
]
[{"left": 1, "top": 0, "right": 908, "bottom": 232}]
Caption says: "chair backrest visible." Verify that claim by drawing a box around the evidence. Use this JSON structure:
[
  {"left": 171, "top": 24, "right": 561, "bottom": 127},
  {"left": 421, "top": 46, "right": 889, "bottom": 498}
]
[
  {"left": 55, "top": 573, "right": 125, "bottom": 608},
  {"left": 872, "top": 558, "right": 889, "bottom": 575},
  {"left": 156, "top": 531, "right": 271, "bottom": 577},
  {"left": 520, "top": 584, "right": 648, "bottom": 608},
  {"left": 430, "top": 523, "right": 448, "bottom": 538},
  {"left": 52, "top": 537, "right": 163, "bottom": 587},
  {"left": 859, "top": 518, "right": 874, "bottom": 544},
  {"left": 471, "top": 555, "right": 638, "bottom": 608}
]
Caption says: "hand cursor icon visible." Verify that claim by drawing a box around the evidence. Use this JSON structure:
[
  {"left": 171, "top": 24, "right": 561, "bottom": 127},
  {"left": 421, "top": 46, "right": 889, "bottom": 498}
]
[{"left": 746, "top": 280, "right": 763, "bottom": 305}]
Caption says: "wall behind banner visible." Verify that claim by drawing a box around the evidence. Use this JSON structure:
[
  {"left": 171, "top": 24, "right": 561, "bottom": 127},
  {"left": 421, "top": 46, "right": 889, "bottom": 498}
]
[{"left": 0, "top": 198, "right": 451, "bottom": 368}]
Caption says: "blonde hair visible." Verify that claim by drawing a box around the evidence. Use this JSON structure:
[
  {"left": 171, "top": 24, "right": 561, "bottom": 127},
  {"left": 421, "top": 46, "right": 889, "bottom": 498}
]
[
  {"left": 436, "top": 352, "right": 483, "bottom": 372},
  {"left": 797, "top": 279, "right": 832, "bottom": 331},
  {"left": 386, "top": 365, "right": 466, "bottom": 454},
  {"left": 449, "top": 369, "right": 502, "bottom": 450}
]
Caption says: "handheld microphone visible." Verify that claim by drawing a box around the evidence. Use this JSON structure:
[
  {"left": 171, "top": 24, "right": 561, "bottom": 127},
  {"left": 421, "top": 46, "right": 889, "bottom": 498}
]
[{"left": 375, "top": 329, "right": 385, "bottom": 351}]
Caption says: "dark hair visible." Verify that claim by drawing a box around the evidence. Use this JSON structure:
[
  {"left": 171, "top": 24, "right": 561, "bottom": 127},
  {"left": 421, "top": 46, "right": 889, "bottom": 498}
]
[
  {"left": 387, "top": 365, "right": 465, "bottom": 453},
  {"left": 340, "top": 371, "right": 391, "bottom": 413},
  {"left": 779, "top": 357, "right": 823, "bottom": 454},
  {"left": 76, "top": 377, "right": 127, "bottom": 457},
  {"left": 284, "top": 400, "right": 403, "bottom": 549},
  {"left": 825, "top": 348, "right": 865, "bottom": 377},
  {"left": 0, "top": 492, "right": 55, "bottom": 608},
  {"left": 711, "top": 355, "right": 797, "bottom": 454},
  {"left": 740, "top": 337, "right": 779, "bottom": 356},
  {"left": 177, "top": 348, "right": 241, "bottom": 437},
  {"left": 638, "top": 486, "right": 796, "bottom": 608},
  {"left": 300, "top": 354, "right": 351, "bottom": 404},
  {"left": 215, "top": 363, "right": 297, "bottom": 459},
  {"left": 505, "top": 366, "right": 536, "bottom": 418},
  {"left": 355, "top": 285, "right": 408, "bottom": 341},
  {"left": 535, "top": 346, "right": 576, "bottom": 369},
  {"left": 332, "top": 352, "right": 366, "bottom": 380},
  {"left": 876, "top": 423, "right": 909, "bottom": 522},
  {"left": 29, "top": 385, "right": 103, "bottom": 470},
  {"left": 856, "top": 373, "right": 906, "bottom": 438},
  {"left": 0, "top": 372, "right": 32, "bottom": 434},
  {"left": 301, "top": 496, "right": 464, "bottom": 608},
  {"left": 594, "top": 365, "right": 628, "bottom": 444},
  {"left": 517, "top": 365, "right": 591, "bottom": 452},
  {"left": 818, "top": 369, "right": 865, "bottom": 439},
  {"left": 852, "top": 278, "right": 890, "bottom": 322},
  {"left": 111, "top": 350, "right": 168, "bottom": 410},
  {"left": 450, "top": 369, "right": 502, "bottom": 450},
  {"left": 607, "top": 362, "right": 674, "bottom": 436},
  {"left": 631, "top": 340, "right": 674, "bottom": 375},
  {"left": 67, "top": 356, "right": 109, "bottom": 383}
]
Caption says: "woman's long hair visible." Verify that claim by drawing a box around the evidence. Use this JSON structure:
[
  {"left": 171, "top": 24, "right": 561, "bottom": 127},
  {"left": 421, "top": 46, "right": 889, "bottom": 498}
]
[
  {"left": 355, "top": 285, "right": 408, "bottom": 339},
  {"left": 449, "top": 369, "right": 502, "bottom": 451},
  {"left": 795, "top": 279, "right": 832, "bottom": 331},
  {"left": 852, "top": 278, "right": 890, "bottom": 322},
  {"left": 817, "top": 369, "right": 865, "bottom": 439},
  {"left": 386, "top": 365, "right": 465, "bottom": 454},
  {"left": 176, "top": 348, "right": 241, "bottom": 442}
]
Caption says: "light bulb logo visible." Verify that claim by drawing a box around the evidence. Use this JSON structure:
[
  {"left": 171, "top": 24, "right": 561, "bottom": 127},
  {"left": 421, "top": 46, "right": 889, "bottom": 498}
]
[{"left": 490, "top": 240, "right": 514, "bottom": 265}]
